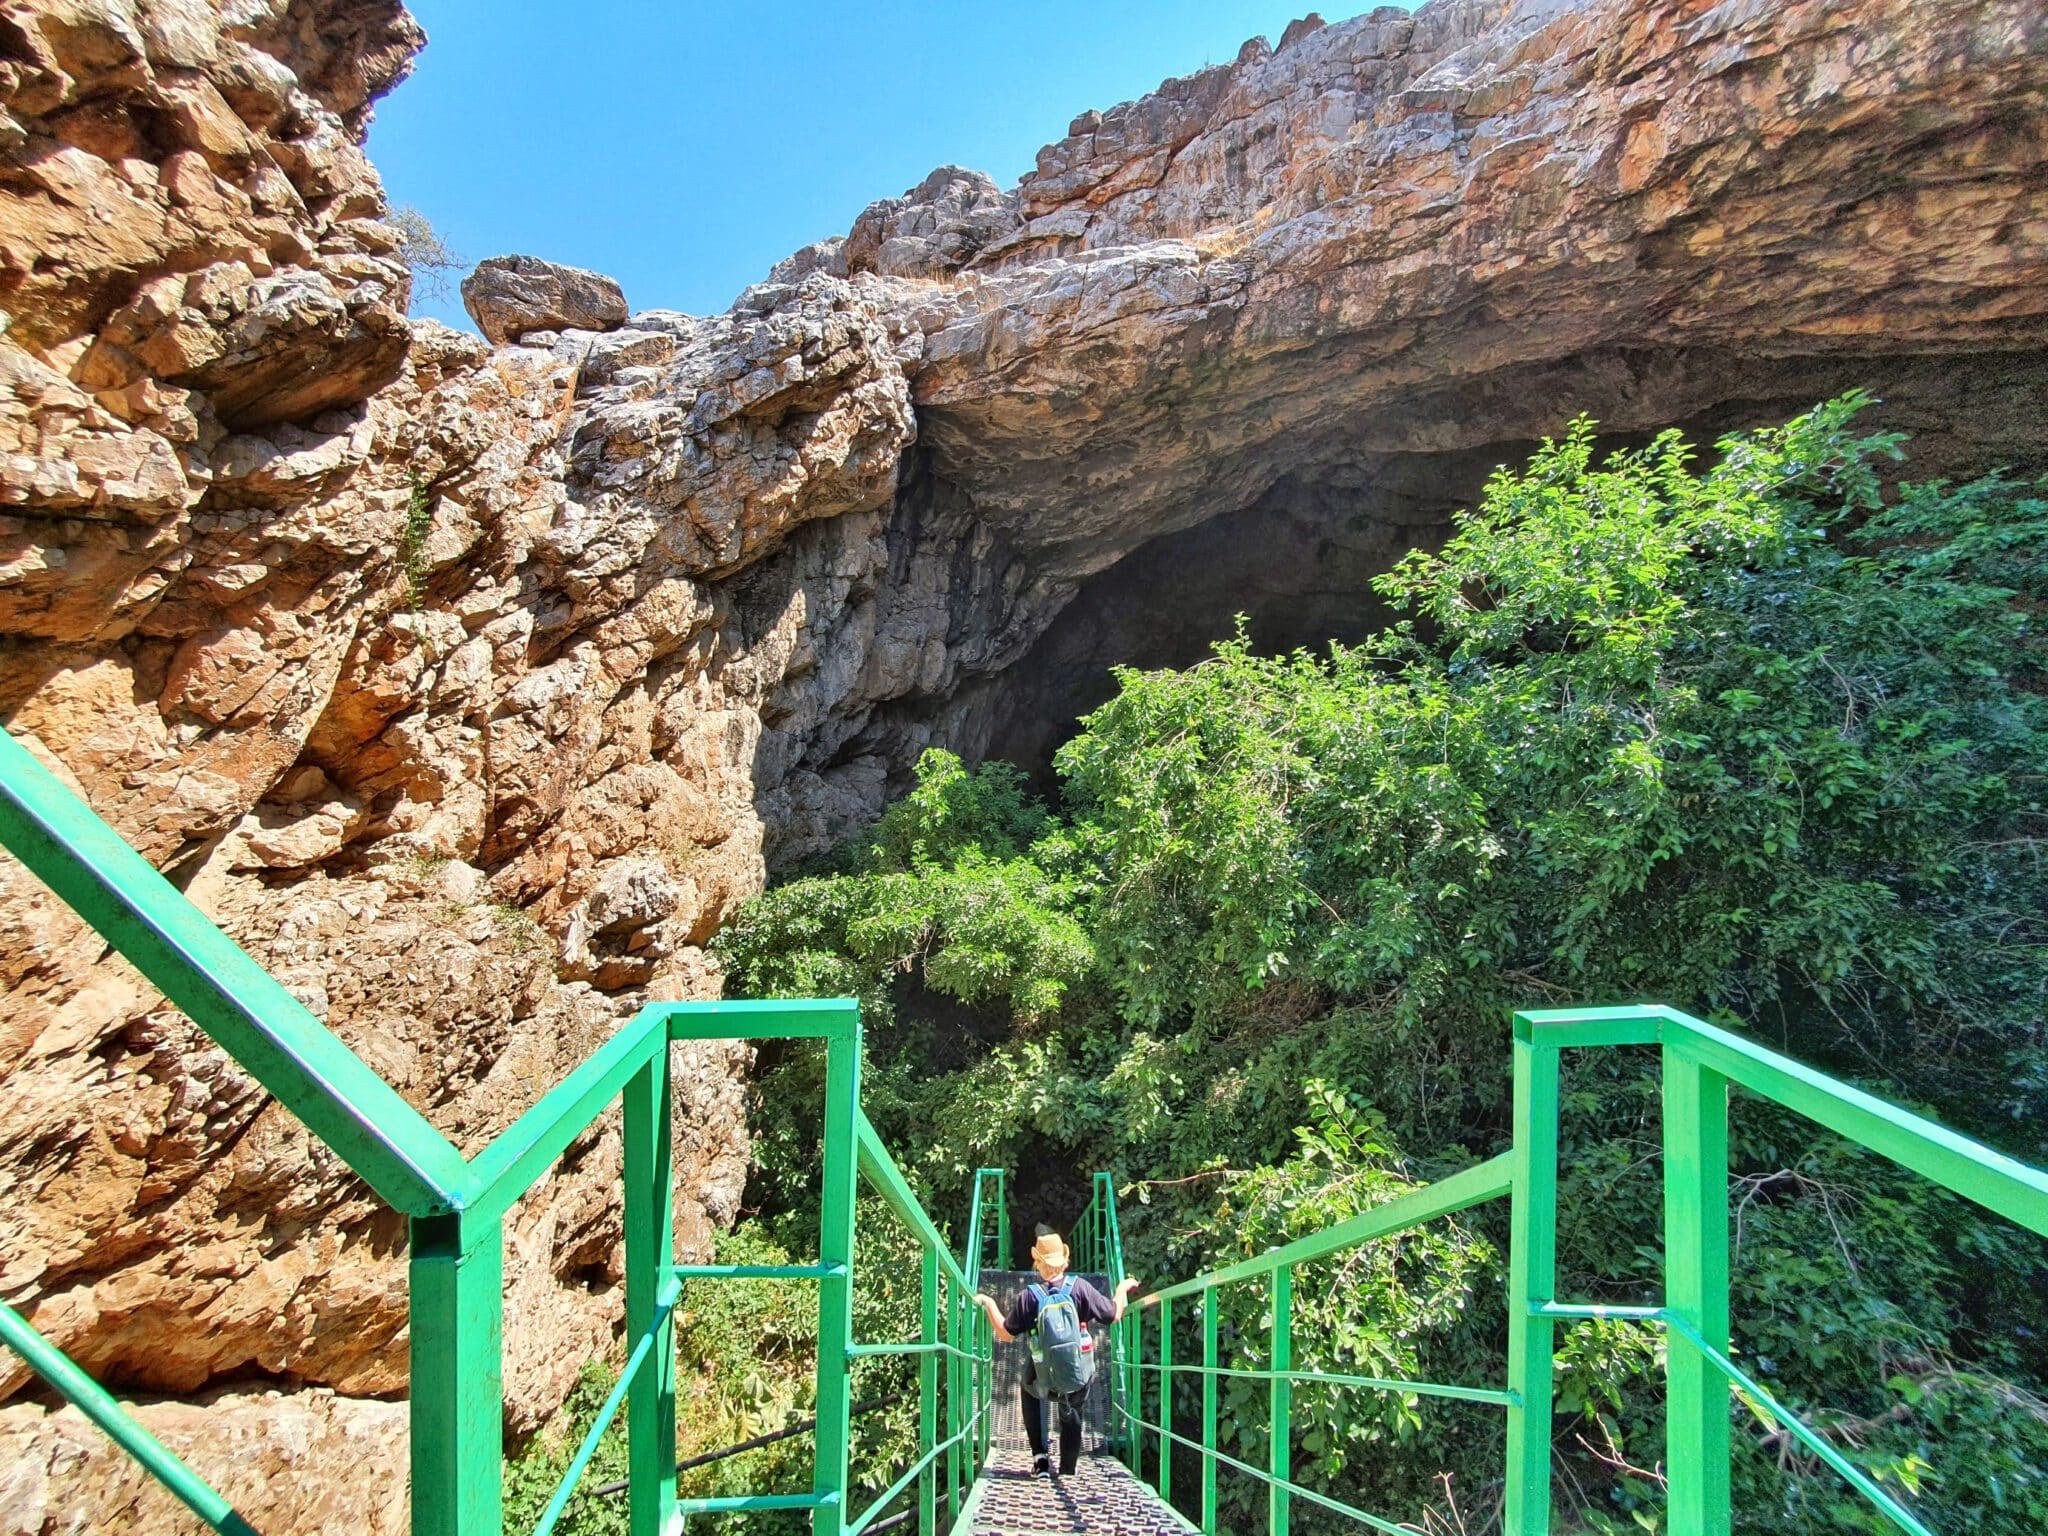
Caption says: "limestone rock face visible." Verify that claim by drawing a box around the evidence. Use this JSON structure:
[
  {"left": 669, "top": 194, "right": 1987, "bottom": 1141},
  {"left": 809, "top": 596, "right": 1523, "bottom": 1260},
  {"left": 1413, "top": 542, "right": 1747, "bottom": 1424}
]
[
  {"left": 0, "top": 1386, "right": 409, "bottom": 1535},
  {"left": 461, "top": 254, "right": 630, "bottom": 345},
  {"left": 2, "top": 0, "right": 2047, "bottom": 1530}
]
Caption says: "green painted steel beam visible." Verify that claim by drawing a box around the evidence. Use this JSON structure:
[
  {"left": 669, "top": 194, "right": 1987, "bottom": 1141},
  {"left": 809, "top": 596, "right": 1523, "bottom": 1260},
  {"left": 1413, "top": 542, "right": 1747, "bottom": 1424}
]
[
  {"left": 919, "top": 1248, "right": 940, "bottom": 1536},
  {"left": 1269, "top": 1265, "right": 1291, "bottom": 1536},
  {"left": 1531, "top": 1302, "right": 1665, "bottom": 1322},
  {"left": 849, "top": 1340, "right": 980, "bottom": 1361},
  {"left": 1667, "top": 1012, "right": 2048, "bottom": 1237},
  {"left": 1664, "top": 1048, "right": 1732, "bottom": 1536},
  {"left": 1114, "top": 1402, "right": 1404, "bottom": 1536},
  {"left": 658, "top": 997, "right": 862, "bottom": 1040},
  {"left": 530, "top": 1275, "right": 682, "bottom": 1536},
  {"left": 855, "top": 1111, "right": 976, "bottom": 1295},
  {"left": 1129, "top": 1361, "right": 1515, "bottom": 1409},
  {"left": 847, "top": 1401, "right": 990, "bottom": 1536},
  {"left": 679, "top": 1494, "right": 835, "bottom": 1514},
  {"left": 0, "top": 1301, "right": 257, "bottom": 1536},
  {"left": 1504, "top": 1032, "right": 1559, "bottom": 1536},
  {"left": 408, "top": 1211, "right": 504, "bottom": 1536},
  {"left": 1513, "top": 1004, "right": 1668, "bottom": 1050},
  {"left": 0, "top": 727, "right": 468, "bottom": 1215},
  {"left": 461, "top": 1007, "right": 666, "bottom": 1228},
  {"left": 624, "top": 1051, "right": 678, "bottom": 1536},
  {"left": 1158, "top": 1296, "right": 1173, "bottom": 1505},
  {"left": 1200, "top": 1288, "right": 1218, "bottom": 1536},
  {"left": 1143, "top": 1153, "right": 1513, "bottom": 1305},
  {"left": 814, "top": 1023, "right": 861, "bottom": 1536},
  {"left": 1664, "top": 1314, "right": 1937, "bottom": 1536}
]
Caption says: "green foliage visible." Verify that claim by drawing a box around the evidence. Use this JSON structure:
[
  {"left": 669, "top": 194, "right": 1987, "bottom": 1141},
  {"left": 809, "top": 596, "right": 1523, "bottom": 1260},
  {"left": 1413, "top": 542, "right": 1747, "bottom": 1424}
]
[
  {"left": 721, "top": 751, "right": 1093, "bottom": 1030},
  {"left": 390, "top": 203, "right": 465, "bottom": 307},
  {"left": 718, "top": 397, "right": 2048, "bottom": 1535}
]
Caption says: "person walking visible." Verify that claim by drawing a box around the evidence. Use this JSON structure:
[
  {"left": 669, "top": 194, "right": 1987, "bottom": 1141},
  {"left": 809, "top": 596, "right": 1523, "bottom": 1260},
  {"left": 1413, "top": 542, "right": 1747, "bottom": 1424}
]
[{"left": 975, "top": 1230, "right": 1140, "bottom": 1477}]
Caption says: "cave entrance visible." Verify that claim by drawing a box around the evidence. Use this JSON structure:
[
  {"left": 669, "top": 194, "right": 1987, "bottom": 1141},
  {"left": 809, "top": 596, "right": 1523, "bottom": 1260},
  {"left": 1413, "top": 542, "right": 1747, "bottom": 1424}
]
[{"left": 956, "top": 446, "right": 1515, "bottom": 785}]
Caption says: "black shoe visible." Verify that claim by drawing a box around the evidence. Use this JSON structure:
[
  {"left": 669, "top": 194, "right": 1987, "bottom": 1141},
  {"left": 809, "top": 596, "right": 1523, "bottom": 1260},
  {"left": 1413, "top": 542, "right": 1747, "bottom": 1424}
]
[{"left": 1033, "top": 1456, "right": 1050, "bottom": 1479}]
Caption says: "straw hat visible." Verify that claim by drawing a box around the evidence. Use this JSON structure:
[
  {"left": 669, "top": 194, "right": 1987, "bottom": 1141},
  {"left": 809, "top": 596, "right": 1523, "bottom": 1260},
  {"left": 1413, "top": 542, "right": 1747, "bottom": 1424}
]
[{"left": 1030, "top": 1233, "right": 1069, "bottom": 1270}]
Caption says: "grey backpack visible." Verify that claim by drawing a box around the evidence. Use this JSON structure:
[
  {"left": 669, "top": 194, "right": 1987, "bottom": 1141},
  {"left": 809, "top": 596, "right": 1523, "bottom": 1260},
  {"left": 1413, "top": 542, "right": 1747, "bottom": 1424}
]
[{"left": 1027, "top": 1278, "right": 1094, "bottom": 1395}]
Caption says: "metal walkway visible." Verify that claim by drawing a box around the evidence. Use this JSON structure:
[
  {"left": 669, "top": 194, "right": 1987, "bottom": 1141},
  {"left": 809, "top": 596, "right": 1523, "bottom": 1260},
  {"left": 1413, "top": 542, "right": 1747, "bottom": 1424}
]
[{"left": 960, "top": 1447, "right": 1192, "bottom": 1536}]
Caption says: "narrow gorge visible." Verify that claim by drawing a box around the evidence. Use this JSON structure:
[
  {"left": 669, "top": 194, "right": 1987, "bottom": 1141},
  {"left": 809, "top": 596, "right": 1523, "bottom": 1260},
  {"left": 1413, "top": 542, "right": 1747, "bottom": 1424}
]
[{"left": 1, "top": 0, "right": 2045, "bottom": 1529}]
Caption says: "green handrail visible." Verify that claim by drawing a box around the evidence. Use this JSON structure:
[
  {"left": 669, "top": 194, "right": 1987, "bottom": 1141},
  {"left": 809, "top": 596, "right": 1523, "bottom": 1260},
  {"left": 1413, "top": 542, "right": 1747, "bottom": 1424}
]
[
  {"left": 11, "top": 712, "right": 2048, "bottom": 1536},
  {"left": 0, "top": 725, "right": 999, "bottom": 1536},
  {"left": 1099, "top": 1004, "right": 2048, "bottom": 1536}
]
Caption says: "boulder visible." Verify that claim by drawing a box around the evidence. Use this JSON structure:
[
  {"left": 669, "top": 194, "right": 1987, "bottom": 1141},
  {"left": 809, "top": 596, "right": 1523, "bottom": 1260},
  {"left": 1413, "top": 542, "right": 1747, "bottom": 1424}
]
[{"left": 461, "top": 254, "right": 630, "bottom": 345}]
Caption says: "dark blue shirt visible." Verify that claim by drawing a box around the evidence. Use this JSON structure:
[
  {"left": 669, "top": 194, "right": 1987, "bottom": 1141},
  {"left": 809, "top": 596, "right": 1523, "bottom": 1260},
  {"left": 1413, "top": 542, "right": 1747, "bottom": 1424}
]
[{"left": 1002, "top": 1276, "right": 1115, "bottom": 1336}]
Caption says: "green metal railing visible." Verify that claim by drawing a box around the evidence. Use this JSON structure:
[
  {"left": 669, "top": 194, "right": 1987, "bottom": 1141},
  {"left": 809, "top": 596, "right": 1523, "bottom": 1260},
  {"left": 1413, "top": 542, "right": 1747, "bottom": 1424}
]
[
  {"left": 1072, "top": 1171, "right": 1136, "bottom": 1455},
  {"left": 1101, "top": 1004, "right": 2048, "bottom": 1536},
  {"left": 10, "top": 709, "right": 2048, "bottom": 1536},
  {"left": 0, "top": 726, "right": 999, "bottom": 1536}
]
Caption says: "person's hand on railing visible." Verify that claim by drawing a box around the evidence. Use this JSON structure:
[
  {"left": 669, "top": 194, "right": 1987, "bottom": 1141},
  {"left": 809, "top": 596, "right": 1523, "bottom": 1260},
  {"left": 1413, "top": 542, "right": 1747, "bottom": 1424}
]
[
  {"left": 973, "top": 1292, "right": 1016, "bottom": 1342},
  {"left": 1112, "top": 1275, "right": 1141, "bottom": 1321}
]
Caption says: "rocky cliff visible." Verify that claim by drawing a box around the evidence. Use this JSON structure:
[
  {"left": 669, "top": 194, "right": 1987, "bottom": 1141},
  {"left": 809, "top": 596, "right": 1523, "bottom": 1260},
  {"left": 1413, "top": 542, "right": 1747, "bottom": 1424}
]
[{"left": 1, "top": 0, "right": 2044, "bottom": 1529}]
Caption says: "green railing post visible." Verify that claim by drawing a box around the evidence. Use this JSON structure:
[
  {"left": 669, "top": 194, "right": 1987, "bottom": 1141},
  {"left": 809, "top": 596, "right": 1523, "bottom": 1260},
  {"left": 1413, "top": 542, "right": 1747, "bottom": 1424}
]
[
  {"left": 1664, "top": 1049, "right": 1733, "bottom": 1536},
  {"left": 1505, "top": 1024, "right": 1560, "bottom": 1536},
  {"left": 813, "top": 1021, "right": 861, "bottom": 1536},
  {"left": 1128, "top": 1302, "right": 1145, "bottom": 1477},
  {"left": 945, "top": 1286, "right": 962, "bottom": 1521},
  {"left": 1200, "top": 1287, "right": 1218, "bottom": 1535},
  {"left": 409, "top": 1212, "right": 504, "bottom": 1536},
  {"left": 919, "top": 1248, "right": 939, "bottom": 1536},
  {"left": 1157, "top": 1296, "right": 1174, "bottom": 1505},
  {"left": 981, "top": 1307, "right": 995, "bottom": 1470},
  {"left": 1270, "top": 1265, "right": 1292, "bottom": 1536},
  {"left": 625, "top": 1047, "right": 677, "bottom": 1536},
  {"left": 996, "top": 1172, "right": 1011, "bottom": 1270}
]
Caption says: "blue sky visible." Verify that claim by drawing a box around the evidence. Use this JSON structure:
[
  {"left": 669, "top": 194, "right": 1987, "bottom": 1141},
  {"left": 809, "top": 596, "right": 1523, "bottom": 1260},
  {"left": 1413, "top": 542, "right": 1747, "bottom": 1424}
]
[{"left": 370, "top": 3, "right": 1398, "bottom": 330}]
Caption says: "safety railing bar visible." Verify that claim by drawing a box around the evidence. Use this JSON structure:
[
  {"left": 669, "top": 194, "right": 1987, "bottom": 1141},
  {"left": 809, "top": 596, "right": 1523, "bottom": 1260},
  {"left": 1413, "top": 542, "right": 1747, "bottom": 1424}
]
[
  {"left": 846, "top": 1396, "right": 993, "bottom": 1536},
  {"left": 527, "top": 1275, "right": 683, "bottom": 1536},
  {"left": 1532, "top": 1302, "right": 1666, "bottom": 1323},
  {"left": 1515, "top": 1004, "right": 2048, "bottom": 1237},
  {"left": 0, "top": 728, "right": 469, "bottom": 1215},
  {"left": 462, "top": 1008, "right": 668, "bottom": 1227},
  {"left": 1663, "top": 1314, "right": 1937, "bottom": 1536},
  {"left": 1143, "top": 1153, "right": 1514, "bottom": 1306},
  {"left": 1120, "top": 1360, "right": 1516, "bottom": 1408},
  {"left": 1667, "top": 1014, "right": 2048, "bottom": 1237},
  {"left": 657, "top": 997, "right": 862, "bottom": 1041},
  {"left": 855, "top": 1111, "right": 975, "bottom": 1293},
  {"left": 849, "top": 1340, "right": 982, "bottom": 1362},
  {"left": 1110, "top": 1402, "right": 1413, "bottom": 1536},
  {"left": 839, "top": 1400, "right": 983, "bottom": 1531},
  {"left": 587, "top": 1391, "right": 911, "bottom": 1499},
  {"left": 677, "top": 1492, "right": 835, "bottom": 1513},
  {"left": 669, "top": 1262, "right": 848, "bottom": 1280},
  {"left": 1513, "top": 1005, "right": 1666, "bottom": 1050},
  {"left": 0, "top": 1301, "right": 258, "bottom": 1536}
]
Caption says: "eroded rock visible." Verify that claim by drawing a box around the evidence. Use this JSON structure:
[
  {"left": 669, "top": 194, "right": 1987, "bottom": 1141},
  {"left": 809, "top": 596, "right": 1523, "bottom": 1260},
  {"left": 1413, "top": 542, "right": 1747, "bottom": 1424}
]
[{"left": 461, "top": 253, "right": 630, "bottom": 345}]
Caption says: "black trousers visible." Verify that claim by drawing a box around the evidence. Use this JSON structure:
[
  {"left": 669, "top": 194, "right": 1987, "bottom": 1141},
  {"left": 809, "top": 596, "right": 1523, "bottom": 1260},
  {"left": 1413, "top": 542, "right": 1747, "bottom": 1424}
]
[{"left": 1021, "top": 1372, "right": 1085, "bottom": 1473}]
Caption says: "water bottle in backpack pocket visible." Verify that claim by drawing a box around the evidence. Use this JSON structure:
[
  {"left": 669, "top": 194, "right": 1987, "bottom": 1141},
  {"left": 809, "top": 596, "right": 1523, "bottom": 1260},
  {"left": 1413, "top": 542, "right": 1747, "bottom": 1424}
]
[{"left": 1027, "top": 1278, "right": 1095, "bottom": 1396}]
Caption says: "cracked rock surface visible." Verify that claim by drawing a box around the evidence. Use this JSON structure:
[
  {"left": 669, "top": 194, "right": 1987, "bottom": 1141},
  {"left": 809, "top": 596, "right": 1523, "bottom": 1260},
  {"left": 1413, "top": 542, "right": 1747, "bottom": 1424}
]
[{"left": 2, "top": 0, "right": 2046, "bottom": 1529}]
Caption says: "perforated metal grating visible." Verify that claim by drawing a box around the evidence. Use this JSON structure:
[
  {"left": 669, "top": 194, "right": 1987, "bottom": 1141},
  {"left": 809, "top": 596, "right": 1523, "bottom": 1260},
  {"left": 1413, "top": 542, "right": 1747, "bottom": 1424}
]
[{"left": 965, "top": 1445, "right": 1192, "bottom": 1536}]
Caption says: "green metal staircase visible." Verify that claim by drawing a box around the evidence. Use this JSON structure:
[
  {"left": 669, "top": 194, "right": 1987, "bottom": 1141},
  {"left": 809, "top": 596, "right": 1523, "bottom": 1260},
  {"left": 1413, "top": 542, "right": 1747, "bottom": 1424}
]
[{"left": 2, "top": 723, "right": 2045, "bottom": 1536}]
